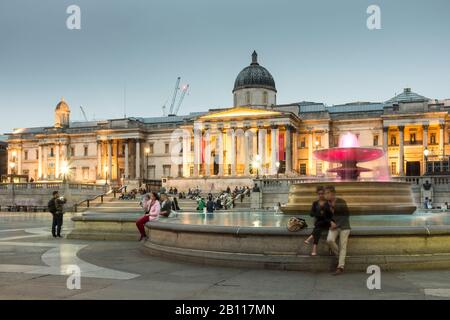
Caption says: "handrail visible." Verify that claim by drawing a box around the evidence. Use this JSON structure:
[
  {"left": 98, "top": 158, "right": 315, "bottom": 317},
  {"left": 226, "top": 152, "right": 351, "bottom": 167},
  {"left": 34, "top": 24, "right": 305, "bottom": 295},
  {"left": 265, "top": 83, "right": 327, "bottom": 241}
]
[{"left": 73, "top": 185, "right": 127, "bottom": 212}]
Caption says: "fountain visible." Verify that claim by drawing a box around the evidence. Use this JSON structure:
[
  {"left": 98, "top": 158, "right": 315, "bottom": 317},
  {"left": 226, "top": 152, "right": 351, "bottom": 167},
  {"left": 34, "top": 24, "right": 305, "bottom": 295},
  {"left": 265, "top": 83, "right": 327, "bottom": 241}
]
[{"left": 281, "top": 132, "right": 416, "bottom": 215}]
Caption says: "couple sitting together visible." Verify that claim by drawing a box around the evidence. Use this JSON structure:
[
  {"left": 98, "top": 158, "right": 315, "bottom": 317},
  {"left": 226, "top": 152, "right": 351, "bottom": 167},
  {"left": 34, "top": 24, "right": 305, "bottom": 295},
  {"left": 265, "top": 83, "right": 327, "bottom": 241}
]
[
  {"left": 136, "top": 192, "right": 172, "bottom": 241},
  {"left": 304, "top": 185, "right": 351, "bottom": 275}
]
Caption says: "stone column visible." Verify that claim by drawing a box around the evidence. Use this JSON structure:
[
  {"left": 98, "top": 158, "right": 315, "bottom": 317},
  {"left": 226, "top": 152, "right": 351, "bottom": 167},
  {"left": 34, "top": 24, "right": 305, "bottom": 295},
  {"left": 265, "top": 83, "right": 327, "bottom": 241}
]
[
  {"left": 292, "top": 128, "right": 298, "bottom": 173},
  {"left": 231, "top": 129, "right": 236, "bottom": 176},
  {"left": 423, "top": 124, "right": 428, "bottom": 175},
  {"left": 258, "top": 128, "right": 266, "bottom": 175},
  {"left": 135, "top": 139, "right": 141, "bottom": 180},
  {"left": 218, "top": 129, "right": 224, "bottom": 176},
  {"left": 182, "top": 131, "right": 190, "bottom": 177},
  {"left": 108, "top": 140, "right": 113, "bottom": 182},
  {"left": 193, "top": 129, "right": 201, "bottom": 176},
  {"left": 38, "top": 145, "right": 43, "bottom": 179},
  {"left": 97, "top": 142, "right": 102, "bottom": 179},
  {"left": 17, "top": 147, "right": 22, "bottom": 176},
  {"left": 270, "top": 125, "right": 279, "bottom": 175},
  {"left": 42, "top": 145, "right": 48, "bottom": 179},
  {"left": 285, "top": 126, "right": 292, "bottom": 174},
  {"left": 244, "top": 128, "right": 251, "bottom": 176},
  {"left": 55, "top": 144, "right": 60, "bottom": 179},
  {"left": 308, "top": 131, "right": 313, "bottom": 175},
  {"left": 124, "top": 140, "right": 129, "bottom": 179},
  {"left": 204, "top": 130, "right": 211, "bottom": 176},
  {"left": 440, "top": 123, "right": 445, "bottom": 157},
  {"left": 322, "top": 130, "right": 329, "bottom": 174},
  {"left": 398, "top": 126, "right": 405, "bottom": 176},
  {"left": 383, "top": 127, "right": 389, "bottom": 152}
]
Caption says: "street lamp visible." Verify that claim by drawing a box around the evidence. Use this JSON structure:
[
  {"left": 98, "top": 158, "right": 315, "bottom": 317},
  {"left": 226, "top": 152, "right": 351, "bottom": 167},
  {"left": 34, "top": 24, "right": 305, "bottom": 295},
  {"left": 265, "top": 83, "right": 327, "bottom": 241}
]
[
  {"left": 424, "top": 148, "right": 430, "bottom": 175},
  {"left": 254, "top": 154, "right": 261, "bottom": 179},
  {"left": 145, "top": 147, "right": 150, "bottom": 180},
  {"left": 61, "top": 162, "right": 69, "bottom": 183},
  {"left": 104, "top": 166, "right": 109, "bottom": 186},
  {"left": 275, "top": 161, "right": 280, "bottom": 179}
]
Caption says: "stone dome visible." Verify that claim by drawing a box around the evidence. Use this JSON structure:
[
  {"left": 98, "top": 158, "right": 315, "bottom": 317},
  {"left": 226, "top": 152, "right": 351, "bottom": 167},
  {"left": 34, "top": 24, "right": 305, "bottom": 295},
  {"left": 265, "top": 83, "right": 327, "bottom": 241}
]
[
  {"left": 55, "top": 98, "right": 70, "bottom": 112},
  {"left": 233, "top": 51, "right": 276, "bottom": 93}
]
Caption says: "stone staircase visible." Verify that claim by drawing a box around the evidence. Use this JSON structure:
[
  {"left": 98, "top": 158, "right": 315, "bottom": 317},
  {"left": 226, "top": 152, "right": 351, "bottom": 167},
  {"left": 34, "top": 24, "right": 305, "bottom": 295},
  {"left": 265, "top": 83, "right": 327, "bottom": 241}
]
[{"left": 77, "top": 194, "right": 142, "bottom": 214}]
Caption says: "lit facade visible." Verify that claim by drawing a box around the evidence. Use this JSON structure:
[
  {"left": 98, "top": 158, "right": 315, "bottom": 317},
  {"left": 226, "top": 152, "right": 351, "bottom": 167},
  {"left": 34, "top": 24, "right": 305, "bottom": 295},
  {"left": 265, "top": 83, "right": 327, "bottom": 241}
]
[{"left": 5, "top": 52, "right": 450, "bottom": 187}]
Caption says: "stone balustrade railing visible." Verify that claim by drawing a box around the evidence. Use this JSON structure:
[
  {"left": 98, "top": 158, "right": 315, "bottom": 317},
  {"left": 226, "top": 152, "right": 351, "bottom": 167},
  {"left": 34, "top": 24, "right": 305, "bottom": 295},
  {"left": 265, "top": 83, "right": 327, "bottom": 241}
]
[
  {"left": 0, "top": 182, "right": 107, "bottom": 192},
  {"left": 255, "top": 175, "right": 450, "bottom": 192}
]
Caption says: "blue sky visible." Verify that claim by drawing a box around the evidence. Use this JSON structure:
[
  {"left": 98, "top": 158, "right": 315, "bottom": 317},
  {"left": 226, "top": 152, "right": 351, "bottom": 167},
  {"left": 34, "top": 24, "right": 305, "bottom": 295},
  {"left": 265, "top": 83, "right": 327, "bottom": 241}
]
[{"left": 1, "top": 0, "right": 449, "bottom": 133}]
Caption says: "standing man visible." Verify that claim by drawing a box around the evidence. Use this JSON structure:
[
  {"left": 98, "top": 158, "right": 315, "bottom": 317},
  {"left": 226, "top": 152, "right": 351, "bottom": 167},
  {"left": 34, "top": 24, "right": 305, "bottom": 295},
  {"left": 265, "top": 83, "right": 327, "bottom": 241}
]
[
  {"left": 325, "top": 185, "right": 351, "bottom": 275},
  {"left": 48, "top": 191, "right": 67, "bottom": 238}
]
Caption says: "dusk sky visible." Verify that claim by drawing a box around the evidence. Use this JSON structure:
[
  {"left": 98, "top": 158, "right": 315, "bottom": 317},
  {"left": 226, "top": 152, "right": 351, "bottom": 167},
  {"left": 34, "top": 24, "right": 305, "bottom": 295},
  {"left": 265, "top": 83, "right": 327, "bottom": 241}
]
[{"left": 1, "top": 0, "right": 449, "bottom": 134}]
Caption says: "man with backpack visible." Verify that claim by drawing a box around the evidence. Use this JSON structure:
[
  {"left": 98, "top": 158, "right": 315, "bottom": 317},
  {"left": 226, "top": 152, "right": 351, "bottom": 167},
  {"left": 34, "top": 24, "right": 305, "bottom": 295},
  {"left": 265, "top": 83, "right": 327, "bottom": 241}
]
[{"left": 48, "top": 191, "right": 67, "bottom": 238}]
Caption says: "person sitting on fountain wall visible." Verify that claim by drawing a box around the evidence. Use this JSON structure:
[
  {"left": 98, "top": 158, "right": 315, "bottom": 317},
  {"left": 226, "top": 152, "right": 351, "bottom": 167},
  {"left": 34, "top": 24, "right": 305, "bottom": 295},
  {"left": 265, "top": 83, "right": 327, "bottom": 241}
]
[
  {"left": 304, "top": 186, "right": 333, "bottom": 256},
  {"left": 325, "top": 185, "right": 351, "bottom": 276},
  {"left": 136, "top": 192, "right": 161, "bottom": 241},
  {"left": 159, "top": 193, "right": 172, "bottom": 218}
]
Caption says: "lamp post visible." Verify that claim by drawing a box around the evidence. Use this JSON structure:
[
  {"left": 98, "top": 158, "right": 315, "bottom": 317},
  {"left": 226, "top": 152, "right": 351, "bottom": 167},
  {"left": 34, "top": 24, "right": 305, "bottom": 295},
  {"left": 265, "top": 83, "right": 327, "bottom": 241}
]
[
  {"left": 253, "top": 154, "right": 261, "bottom": 179},
  {"left": 145, "top": 147, "right": 150, "bottom": 180},
  {"left": 275, "top": 161, "right": 280, "bottom": 179},
  {"left": 424, "top": 148, "right": 430, "bottom": 175},
  {"left": 104, "top": 166, "right": 109, "bottom": 186},
  {"left": 61, "top": 162, "right": 69, "bottom": 183}
]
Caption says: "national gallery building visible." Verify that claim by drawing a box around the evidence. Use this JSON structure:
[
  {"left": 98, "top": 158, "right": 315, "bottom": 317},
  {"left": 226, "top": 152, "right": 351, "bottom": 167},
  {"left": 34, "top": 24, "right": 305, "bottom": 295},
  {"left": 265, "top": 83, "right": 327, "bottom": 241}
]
[{"left": 5, "top": 52, "right": 450, "bottom": 189}]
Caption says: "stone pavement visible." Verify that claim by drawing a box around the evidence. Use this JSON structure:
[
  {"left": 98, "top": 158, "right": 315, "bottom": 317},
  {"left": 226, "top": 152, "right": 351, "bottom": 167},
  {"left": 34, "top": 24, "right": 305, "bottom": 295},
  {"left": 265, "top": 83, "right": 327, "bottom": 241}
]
[{"left": 1, "top": 212, "right": 450, "bottom": 300}]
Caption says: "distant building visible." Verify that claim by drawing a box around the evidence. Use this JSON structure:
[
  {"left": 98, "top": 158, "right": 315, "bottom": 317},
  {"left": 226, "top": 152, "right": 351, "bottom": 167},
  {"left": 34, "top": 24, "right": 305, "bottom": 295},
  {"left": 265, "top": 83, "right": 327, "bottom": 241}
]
[
  {"left": 5, "top": 52, "right": 450, "bottom": 189},
  {"left": 0, "top": 136, "right": 7, "bottom": 178}
]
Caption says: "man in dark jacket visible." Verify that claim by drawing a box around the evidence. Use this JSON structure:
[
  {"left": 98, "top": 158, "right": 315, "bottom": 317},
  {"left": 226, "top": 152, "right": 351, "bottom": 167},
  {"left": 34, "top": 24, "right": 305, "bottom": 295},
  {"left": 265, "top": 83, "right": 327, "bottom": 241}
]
[
  {"left": 325, "top": 185, "right": 351, "bottom": 275},
  {"left": 48, "top": 191, "right": 67, "bottom": 238},
  {"left": 159, "top": 193, "right": 172, "bottom": 217}
]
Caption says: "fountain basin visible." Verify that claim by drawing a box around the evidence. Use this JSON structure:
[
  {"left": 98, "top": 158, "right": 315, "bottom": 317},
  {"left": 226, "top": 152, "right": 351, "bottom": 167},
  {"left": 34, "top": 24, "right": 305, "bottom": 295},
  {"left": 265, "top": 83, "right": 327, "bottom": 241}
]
[{"left": 280, "top": 181, "right": 416, "bottom": 215}]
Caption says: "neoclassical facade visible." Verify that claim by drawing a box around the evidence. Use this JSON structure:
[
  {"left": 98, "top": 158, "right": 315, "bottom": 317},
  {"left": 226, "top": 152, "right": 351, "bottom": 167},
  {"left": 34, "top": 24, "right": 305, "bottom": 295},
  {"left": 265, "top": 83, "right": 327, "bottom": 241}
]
[{"left": 5, "top": 52, "right": 450, "bottom": 188}]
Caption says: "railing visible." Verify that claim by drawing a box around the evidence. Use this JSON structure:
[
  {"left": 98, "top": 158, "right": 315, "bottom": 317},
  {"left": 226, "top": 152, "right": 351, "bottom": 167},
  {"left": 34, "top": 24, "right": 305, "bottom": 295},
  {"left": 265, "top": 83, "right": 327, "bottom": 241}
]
[
  {"left": 0, "top": 182, "right": 107, "bottom": 192},
  {"left": 393, "top": 175, "right": 450, "bottom": 186},
  {"left": 73, "top": 185, "right": 127, "bottom": 212},
  {"left": 255, "top": 177, "right": 322, "bottom": 191},
  {"left": 255, "top": 175, "right": 450, "bottom": 191}
]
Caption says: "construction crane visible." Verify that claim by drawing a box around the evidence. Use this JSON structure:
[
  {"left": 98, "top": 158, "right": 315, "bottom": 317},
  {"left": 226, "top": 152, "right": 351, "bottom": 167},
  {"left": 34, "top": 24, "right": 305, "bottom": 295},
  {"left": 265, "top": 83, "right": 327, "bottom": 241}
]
[
  {"left": 161, "top": 96, "right": 169, "bottom": 116},
  {"left": 173, "top": 84, "right": 189, "bottom": 116},
  {"left": 168, "top": 77, "right": 181, "bottom": 115},
  {"left": 80, "top": 106, "right": 88, "bottom": 121}
]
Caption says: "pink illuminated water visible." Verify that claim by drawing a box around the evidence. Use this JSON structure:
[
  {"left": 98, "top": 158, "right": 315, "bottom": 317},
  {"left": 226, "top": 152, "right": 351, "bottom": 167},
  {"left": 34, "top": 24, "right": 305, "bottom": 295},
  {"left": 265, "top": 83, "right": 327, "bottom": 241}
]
[
  {"left": 313, "top": 132, "right": 386, "bottom": 180},
  {"left": 339, "top": 132, "right": 360, "bottom": 148}
]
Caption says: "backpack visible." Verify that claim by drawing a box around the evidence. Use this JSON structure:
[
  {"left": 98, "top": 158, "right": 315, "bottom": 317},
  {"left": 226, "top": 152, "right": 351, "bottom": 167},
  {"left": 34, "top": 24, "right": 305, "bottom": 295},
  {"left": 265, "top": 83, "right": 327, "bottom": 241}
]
[{"left": 48, "top": 198, "right": 57, "bottom": 214}]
